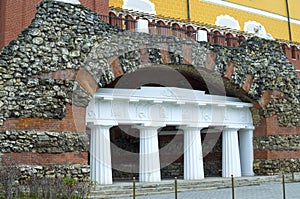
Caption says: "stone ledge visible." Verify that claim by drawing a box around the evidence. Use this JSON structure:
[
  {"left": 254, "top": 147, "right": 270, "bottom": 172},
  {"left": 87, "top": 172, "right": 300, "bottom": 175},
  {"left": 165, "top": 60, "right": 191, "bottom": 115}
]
[
  {"left": 2, "top": 164, "right": 90, "bottom": 181},
  {"left": 254, "top": 159, "right": 300, "bottom": 175},
  {"left": 0, "top": 130, "right": 88, "bottom": 153},
  {"left": 254, "top": 135, "right": 300, "bottom": 150}
]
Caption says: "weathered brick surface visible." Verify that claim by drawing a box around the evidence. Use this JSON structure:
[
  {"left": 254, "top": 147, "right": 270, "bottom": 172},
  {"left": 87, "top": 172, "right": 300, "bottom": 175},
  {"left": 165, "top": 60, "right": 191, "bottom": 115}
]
[
  {"left": 204, "top": 50, "right": 217, "bottom": 71},
  {"left": 76, "top": 70, "right": 99, "bottom": 95},
  {"left": 255, "top": 150, "right": 300, "bottom": 160},
  {"left": 33, "top": 69, "right": 77, "bottom": 80},
  {"left": 0, "top": 0, "right": 109, "bottom": 49},
  {"left": 182, "top": 44, "right": 192, "bottom": 64},
  {"left": 81, "top": 0, "right": 109, "bottom": 15},
  {"left": 242, "top": 74, "right": 253, "bottom": 93},
  {"left": 254, "top": 116, "right": 300, "bottom": 136},
  {"left": 0, "top": 104, "right": 86, "bottom": 133},
  {"left": 2, "top": 152, "right": 88, "bottom": 165},
  {"left": 258, "top": 91, "right": 271, "bottom": 108},
  {"left": 139, "top": 45, "right": 150, "bottom": 65},
  {"left": 108, "top": 57, "right": 124, "bottom": 78},
  {"left": 160, "top": 44, "right": 171, "bottom": 64}
]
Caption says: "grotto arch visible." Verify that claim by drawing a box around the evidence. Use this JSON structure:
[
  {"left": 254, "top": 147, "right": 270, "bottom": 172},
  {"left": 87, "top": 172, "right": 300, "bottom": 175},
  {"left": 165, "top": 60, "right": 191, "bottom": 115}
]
[{"left": 0, "top": 0, "right": 299, "bottom": 184}]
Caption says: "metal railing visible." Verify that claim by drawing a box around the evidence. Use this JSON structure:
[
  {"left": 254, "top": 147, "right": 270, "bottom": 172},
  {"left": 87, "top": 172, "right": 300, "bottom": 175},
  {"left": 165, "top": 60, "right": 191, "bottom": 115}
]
[
  {"left": 99, "top": 14, "right": 136, "bottom": 31},
  {"left": 129, "top": 174, "right": 291, "bottom": 199},
  {"left": 99, "top": 14, "right": 245, "bottom": 47}
]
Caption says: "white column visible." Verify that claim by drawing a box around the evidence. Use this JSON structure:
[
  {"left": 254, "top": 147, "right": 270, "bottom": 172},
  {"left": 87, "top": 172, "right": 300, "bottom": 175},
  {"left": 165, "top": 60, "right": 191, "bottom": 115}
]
[
  {"left": 196, "top": 30, "right": 208, "bottom": 42},
  {"left": 222, "top": 128, "right": 241, "bottom": 178},
  {"left": 183, "top": 127, "right": 204, "bottom": 180},
  {"left": 138, "top": 126, "right": 161, "bottom": 182},
  {"left": 239, "top": 129, "right": 254, "bottom": 176},
  {"left": 90, "top": 125, "right": 113, "bottom": 184}
]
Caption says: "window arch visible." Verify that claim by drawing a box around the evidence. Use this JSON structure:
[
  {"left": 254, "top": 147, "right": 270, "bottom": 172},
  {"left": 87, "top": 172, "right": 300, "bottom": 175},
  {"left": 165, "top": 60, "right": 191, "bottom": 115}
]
[
  {"left": 171, "top": 23, "right": 181, "bottom": 37},
  {"left": 187, "top": 26, "right": 196, "bottom": 40},
  {"left": 291, "top": 46, "right": 297, "bottom": 59},
  {"left": 109, "top": 12, "right": 122, "bottom": 29},
  {"left": 225, "top": 33, "right": 235, "bottom": 47},
  {"left": 281, "top": 44, "right": 289, "bottom": 56},
  {"left": 125, "top": 15, "right": 136, "bottom": 31},
  {"left": 212, "top": 30, "right": 225, "bottom": 44},
  {"left": 157, "top": 20, "right": 169, "bottom": 36}
]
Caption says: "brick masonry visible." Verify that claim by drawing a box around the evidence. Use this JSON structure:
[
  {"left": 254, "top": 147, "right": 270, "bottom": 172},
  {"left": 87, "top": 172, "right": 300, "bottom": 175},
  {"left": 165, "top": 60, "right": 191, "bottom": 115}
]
[
  {"left": 0, "top": 104, "right": 86, "bottom": 133},
  {"left": 0, "top": 0, "right": 109, "bottom": 49}
]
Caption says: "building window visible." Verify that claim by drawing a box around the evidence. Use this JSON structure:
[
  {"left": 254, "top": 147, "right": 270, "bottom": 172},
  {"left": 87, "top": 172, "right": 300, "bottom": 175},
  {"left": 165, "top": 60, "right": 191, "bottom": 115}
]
[{"left": 282, "top": 44, "right": 287, "bottom": 55}]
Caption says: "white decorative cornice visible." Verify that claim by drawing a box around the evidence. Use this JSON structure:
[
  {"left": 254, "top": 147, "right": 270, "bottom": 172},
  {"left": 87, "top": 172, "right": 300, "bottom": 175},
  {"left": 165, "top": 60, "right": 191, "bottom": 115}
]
[{"left": 86, "top": 87, "right": 254, "bottom": 129}]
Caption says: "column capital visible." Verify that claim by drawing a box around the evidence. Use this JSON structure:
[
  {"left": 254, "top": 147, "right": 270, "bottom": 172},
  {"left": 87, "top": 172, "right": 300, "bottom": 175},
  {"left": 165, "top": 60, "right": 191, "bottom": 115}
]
[
  {"left": 223, "top": 127, "right": 240, "bottom": 131},
  {"left": 180, "top": 125, "right": 206, "bottom": 131},
  {"left": 133, "top": 124, "right": 163, "bottom": 130},
  {"left": 87, "top": 123, "right": 114, "bottom": 129},
  {"left": 240, "top": 126, "right": 255, "bottom": 131}
]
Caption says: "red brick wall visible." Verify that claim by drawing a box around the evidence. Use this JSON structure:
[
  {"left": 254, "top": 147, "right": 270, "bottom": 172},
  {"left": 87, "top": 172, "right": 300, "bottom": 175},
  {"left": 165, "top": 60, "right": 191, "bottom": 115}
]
[
  {"left": 0, "top": 0, "right": 40, "bottom": 49},
  {"left": 254, "top": 115, "right": 300, "bottom": 136},
  {"left": 0, "top": 104, "right": 87, "bottom": 133},
  {"left": 0, "top": 0, "right": 5, "bottom": 49},
  {"left": 0, "top": 0, "right": 109, "bottom": 49},
  {"left": 282, "top": 44, "right": 300, "bottom": 77},
  {"left": 255, "top": 150, "right": 300, "bottom": 160},
  {"left": 2, "top": 152, "right": 88, "bottom": 166},
  {"left": 81, "top": 0, "right": 109, "bottom": 16}
]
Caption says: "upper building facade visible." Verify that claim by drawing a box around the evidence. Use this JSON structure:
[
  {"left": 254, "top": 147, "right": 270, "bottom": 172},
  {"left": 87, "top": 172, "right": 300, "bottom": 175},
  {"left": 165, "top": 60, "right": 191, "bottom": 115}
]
[{"left": 110, "top": 0, "right": 300, "bottom": 43}]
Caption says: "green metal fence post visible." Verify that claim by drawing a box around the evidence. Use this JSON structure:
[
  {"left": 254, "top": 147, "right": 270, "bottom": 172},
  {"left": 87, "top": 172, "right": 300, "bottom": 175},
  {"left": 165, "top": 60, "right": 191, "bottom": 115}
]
[
  {"left": 231, "top": 175, "right": 235, "bottom": 199},
  {"left": 282, "top": 174, "right": 286, "bottom": 199},
  {"left": 133, "top": 177, "right": 136, "bottom": 199},
  {"left": 175, "top": 177, "right": 178, "bottom": 199}
]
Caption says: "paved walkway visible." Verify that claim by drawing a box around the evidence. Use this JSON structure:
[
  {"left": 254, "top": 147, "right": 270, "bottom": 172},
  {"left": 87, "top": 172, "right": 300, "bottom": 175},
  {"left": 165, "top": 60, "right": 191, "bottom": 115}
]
[{"left": 114, "top": 182, "right": 300, "bottom": 199}]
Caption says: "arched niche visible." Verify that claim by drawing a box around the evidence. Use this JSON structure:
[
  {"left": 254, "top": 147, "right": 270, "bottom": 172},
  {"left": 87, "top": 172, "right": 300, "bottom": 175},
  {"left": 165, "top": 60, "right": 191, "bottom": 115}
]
[
  {"left": 244, "top": 21, "right": 273, "bottom": 40},
  {"left": 123, "top": 0, "right": 156, "bottom": 15},
  {"left": 215, "top": 15, "right": 240, "bottom": 30}
]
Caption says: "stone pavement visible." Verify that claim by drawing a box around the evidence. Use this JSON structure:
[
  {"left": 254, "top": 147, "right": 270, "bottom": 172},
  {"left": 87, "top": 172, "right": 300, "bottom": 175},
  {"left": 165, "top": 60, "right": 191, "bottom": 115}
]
[{"left": 113, "top": 182, "right": 300, "bottom": 199}]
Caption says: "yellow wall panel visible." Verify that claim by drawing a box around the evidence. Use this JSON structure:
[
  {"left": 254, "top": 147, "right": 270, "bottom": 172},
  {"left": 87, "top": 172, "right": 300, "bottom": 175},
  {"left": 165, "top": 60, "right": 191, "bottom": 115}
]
[
  {"left": 289, "top": 0, "right": 300, "bottom": 20},
  {"left": 227, "top": 0, "right": 300, "bottom": 20},
  {"left": 226, "top": 0, "right": 286, "bottom": 16},
  {"left": 110, "top": 0, "right": 123, "bottom": 8},
  {"left": 152, "top": 0, "right": 188, "bottom": 20}
]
